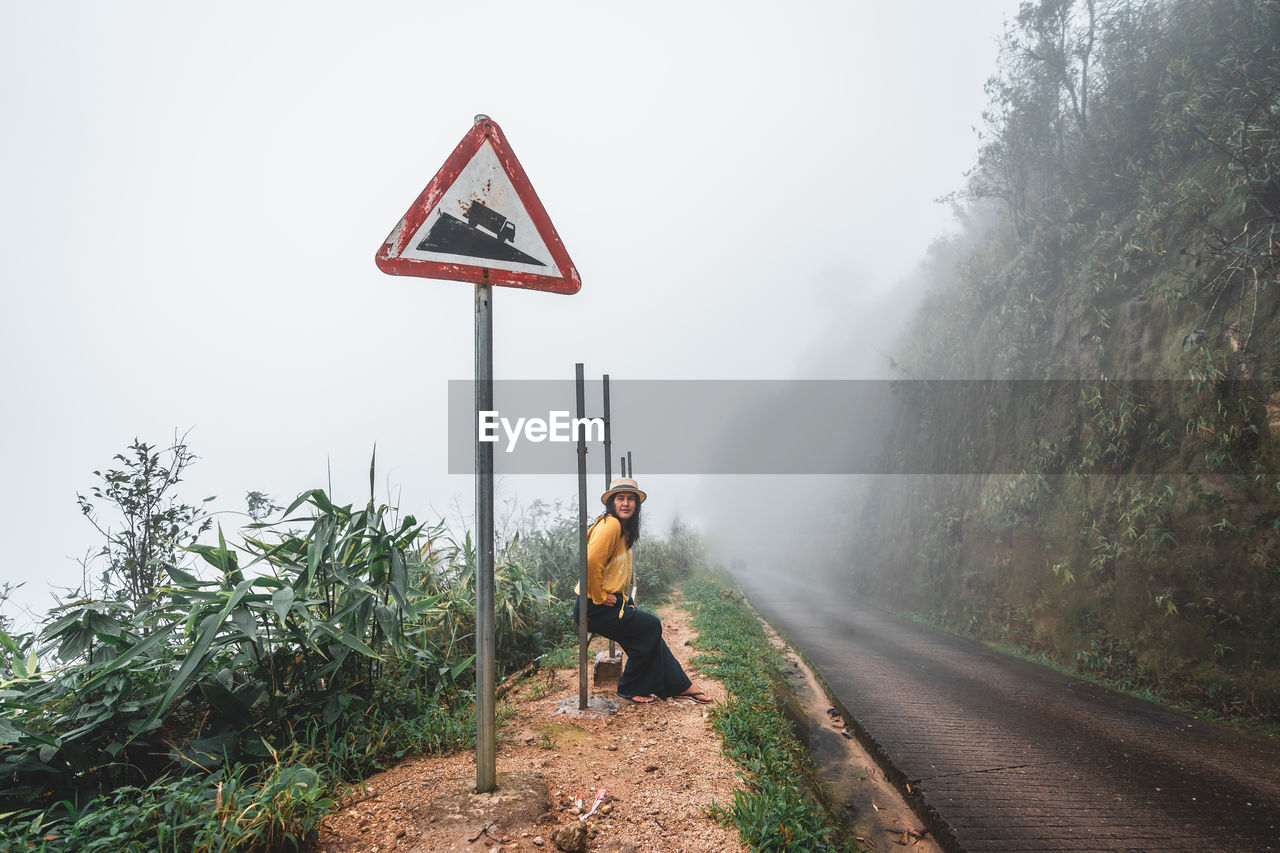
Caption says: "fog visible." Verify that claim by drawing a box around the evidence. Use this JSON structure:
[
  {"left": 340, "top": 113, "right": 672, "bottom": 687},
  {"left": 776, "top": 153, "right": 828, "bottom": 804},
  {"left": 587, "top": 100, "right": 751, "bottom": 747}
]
[{"left": 1, "top": 1, "right": 1023, "bottom": 628}]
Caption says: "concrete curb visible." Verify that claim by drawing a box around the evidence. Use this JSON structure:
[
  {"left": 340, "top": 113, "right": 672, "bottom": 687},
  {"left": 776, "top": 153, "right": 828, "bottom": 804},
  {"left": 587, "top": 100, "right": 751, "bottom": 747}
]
[{"left": 750, "top": 604, "right": 965, "bottom": 853}]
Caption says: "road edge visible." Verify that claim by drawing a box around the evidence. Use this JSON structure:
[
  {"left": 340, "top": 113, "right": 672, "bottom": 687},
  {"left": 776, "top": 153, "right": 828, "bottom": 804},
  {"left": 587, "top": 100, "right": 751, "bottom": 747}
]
[{"left": 744, "top": 597, "right": 966, "bottom": 853}]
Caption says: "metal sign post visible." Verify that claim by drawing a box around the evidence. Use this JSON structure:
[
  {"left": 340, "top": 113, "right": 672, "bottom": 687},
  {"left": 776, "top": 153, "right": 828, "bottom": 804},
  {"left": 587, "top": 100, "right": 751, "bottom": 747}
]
[
  {"left": 575, "top": 363, "right": 589, "bottom": 710},
  {"left": 474, "top": 284, "right": 496, "bottom": 792},
  {"left": 374, "top": 115, "right": 580, "bottom": 794}
]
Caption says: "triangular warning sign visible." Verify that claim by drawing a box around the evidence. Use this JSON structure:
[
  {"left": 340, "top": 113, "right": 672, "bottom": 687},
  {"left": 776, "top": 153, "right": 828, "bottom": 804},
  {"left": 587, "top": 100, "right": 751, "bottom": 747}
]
[{"left": 375, "top": 117, "right": 581, "bottom": 294}]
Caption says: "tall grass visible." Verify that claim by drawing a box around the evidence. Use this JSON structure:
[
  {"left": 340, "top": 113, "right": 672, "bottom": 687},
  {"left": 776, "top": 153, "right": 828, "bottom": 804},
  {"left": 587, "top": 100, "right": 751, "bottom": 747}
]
[{"left": 0, "top": 469, "right": 556, "bottom": 850}]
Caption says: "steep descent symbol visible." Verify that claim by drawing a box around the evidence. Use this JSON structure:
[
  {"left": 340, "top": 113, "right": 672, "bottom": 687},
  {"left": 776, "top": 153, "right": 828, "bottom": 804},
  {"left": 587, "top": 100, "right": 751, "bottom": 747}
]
[{"left": 417, "top": 201, "right": 547, "bottom": 267}]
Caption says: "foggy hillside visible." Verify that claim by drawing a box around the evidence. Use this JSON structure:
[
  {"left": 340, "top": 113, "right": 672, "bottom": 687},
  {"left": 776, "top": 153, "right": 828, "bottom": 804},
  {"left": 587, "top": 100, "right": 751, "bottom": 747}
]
[{"left": 846, "top": 0, "right": 1280, "bottom": 724}]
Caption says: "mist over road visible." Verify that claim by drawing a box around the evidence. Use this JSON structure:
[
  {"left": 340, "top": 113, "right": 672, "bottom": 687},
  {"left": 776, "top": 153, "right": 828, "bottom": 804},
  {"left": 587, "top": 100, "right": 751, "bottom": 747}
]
[{"left": 734, "top": 567, "right": 1280, "bottom": 852}]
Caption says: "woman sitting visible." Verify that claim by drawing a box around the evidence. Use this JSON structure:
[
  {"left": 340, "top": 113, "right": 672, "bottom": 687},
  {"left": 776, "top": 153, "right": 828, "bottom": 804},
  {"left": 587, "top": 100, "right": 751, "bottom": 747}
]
[{"left": 573, "top": 477, "right": 713, "bottom": 705}]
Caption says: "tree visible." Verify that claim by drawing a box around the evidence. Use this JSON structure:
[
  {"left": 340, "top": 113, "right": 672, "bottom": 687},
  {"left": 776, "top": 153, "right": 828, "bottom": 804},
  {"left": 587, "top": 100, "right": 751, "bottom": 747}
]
[
  {"left": 1012, "top": 0, "right": 1097, "bottom": 137},
  {"left": 245, "top": 490, "right": 282, "bottom": 523},
  {"left": 966, "top": 0, "right": 1102, "bottom": 239},
  {"left": 0, "top": 582, "right": 18, "bottom": 635},
  {"left": 76, "top": 434, "right": 213, "bottom": 614}
]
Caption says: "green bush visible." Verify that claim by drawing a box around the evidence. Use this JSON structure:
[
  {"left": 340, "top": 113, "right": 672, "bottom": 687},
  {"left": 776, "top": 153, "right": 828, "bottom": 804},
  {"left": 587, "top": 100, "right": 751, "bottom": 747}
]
[{"left": 0, "top": 448, "right": 560, "bottom": 841}]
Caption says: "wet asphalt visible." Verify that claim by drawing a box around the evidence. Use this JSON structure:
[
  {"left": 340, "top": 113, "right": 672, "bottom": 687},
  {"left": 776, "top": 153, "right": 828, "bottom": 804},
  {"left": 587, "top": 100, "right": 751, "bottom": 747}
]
[{"left": 734, "top": 569, "right": 1280, "bottom": 852}]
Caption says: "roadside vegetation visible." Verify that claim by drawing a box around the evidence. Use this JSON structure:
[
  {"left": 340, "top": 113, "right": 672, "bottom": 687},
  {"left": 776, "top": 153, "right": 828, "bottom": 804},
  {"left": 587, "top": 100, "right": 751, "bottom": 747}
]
[
  {"left": 0, "top": 438, "right": 702, "bottom": 850},
  {"left": 851, "top": 0, "right": 1280, "bottom": 726},
  {"left": 0, "top": 434, "right": 861, "bottom": 851},
  {"left": 685, "top": 572, "right": 863, "bottom": 852}
]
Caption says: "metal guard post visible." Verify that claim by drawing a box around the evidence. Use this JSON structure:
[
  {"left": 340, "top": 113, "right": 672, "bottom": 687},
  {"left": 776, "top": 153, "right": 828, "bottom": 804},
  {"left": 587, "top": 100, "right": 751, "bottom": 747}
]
[{"left": 576, "top": 363, "right": 589, "bottom": 709}]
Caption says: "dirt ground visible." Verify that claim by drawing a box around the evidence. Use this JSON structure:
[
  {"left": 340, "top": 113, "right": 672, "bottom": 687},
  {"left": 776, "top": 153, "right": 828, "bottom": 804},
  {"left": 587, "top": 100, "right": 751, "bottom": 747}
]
[
  {"left": 316, "top": 600, "right": 938, "bottom": 853},
  {"left": 316, "top": 602, "right": 745, "bottom": 852}
]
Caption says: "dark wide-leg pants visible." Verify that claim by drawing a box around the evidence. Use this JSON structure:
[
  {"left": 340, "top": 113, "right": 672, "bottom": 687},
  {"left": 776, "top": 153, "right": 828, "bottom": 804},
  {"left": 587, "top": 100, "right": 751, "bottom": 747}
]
[{"left": 573, "top": 598, "right": 693, "bottom": 699}]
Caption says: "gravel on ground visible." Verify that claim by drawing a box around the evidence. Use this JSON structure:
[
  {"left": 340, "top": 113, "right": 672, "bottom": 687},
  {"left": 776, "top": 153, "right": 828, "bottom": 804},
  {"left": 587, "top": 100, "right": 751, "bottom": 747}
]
[{"left": 316, "top": 600, "right": 747, "bottom": 853}]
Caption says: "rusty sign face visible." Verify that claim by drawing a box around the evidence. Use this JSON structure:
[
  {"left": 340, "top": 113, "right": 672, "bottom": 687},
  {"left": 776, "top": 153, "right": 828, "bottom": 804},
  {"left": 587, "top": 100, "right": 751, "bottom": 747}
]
[{"left": 375, "top": 117, "right": 580, "bottom": 294}]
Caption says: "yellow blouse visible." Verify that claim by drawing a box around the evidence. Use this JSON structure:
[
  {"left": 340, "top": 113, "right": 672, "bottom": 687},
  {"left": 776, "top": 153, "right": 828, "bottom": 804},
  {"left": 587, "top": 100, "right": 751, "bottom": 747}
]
[{"left": 573, "top": 514, "right": 633, "bottom": 605}]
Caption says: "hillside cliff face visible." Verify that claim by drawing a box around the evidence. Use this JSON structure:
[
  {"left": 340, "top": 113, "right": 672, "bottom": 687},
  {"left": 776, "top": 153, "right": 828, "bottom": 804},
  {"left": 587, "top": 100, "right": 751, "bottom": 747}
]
[{"left": 849, "top": 0, "right": 1280, "bottom": 723}]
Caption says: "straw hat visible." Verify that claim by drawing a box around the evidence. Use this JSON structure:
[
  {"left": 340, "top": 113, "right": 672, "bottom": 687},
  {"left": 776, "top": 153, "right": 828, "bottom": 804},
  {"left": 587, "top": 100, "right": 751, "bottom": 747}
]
[{"left": 601, "top": 477, "right": 646, "bottom": 505}]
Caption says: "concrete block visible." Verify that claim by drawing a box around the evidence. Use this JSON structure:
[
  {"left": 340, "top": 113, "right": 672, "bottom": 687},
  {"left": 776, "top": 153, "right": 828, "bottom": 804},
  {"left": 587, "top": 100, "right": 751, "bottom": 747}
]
[{"left": 593, "top": 651, "right": 623, "bottom": 685}]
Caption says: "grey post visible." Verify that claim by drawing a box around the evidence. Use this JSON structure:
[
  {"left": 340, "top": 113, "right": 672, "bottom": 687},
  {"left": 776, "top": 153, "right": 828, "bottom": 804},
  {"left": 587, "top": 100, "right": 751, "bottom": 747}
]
[
  {"left": 625, "top": 453, "right": 637, "bottom": 605},
  {"left": 602, "top": 375, "right": 616, "bottom": 658},
  {"left": 474, "top": 283, "right": 496, "bottom": 793},
  {"left": 603, "top": 375, "right": 612, "bottom": 486},
  {"left": 576, "top": 363, "right": 589, "bottom": 709}
]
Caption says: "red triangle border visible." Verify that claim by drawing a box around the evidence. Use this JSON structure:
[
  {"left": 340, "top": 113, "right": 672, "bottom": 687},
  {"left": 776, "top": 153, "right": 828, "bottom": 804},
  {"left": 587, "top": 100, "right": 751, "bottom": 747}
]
[{"left": 375, "top": 118, "right": 581, "bottom": 295}]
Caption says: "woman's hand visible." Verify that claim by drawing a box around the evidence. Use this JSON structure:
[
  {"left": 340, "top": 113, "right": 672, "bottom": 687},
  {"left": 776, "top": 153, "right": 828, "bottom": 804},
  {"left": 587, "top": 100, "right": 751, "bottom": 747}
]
[{"left": 604, "top": 593, "right": 617, "bottom": 606}]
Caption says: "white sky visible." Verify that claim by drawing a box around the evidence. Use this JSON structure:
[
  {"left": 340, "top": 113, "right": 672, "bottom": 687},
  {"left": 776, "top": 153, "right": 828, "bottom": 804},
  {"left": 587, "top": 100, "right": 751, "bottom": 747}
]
[{"left": 1, "top": 1, "right": 1020, "bottom": 626}]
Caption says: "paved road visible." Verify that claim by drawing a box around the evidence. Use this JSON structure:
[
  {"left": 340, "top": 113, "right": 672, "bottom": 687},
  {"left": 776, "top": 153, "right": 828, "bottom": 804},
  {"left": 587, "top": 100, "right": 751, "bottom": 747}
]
[{"left": 734, "top": 569, "right": 1280, "bottom": 852}]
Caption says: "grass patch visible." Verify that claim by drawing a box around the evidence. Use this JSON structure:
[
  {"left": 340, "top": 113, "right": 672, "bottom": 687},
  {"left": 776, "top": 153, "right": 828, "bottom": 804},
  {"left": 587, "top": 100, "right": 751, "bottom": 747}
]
[
  {"left": 682, "top": 571, "right": 866, "bottom": 852},
  {"left": 543, "top": 644, "right": 579, "bottom": 670}
]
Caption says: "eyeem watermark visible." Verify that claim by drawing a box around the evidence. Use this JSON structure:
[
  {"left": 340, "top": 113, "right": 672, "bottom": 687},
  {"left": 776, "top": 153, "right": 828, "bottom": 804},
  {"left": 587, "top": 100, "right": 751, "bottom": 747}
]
[
  {"left": 453, "top": 379, "right": 1265, "bottom": 474},
  {"left": 478, "top": 410, "right": 604, "bottom": 452}
]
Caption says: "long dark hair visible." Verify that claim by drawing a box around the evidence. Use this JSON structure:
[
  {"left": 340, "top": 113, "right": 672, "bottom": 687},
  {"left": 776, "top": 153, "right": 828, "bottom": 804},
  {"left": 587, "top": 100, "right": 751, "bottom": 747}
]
[{"left": 605, "top": 494, "right": 642, "bottom": 548}]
